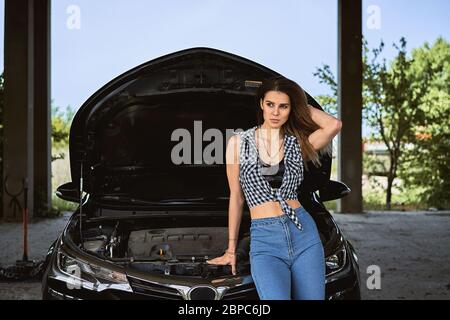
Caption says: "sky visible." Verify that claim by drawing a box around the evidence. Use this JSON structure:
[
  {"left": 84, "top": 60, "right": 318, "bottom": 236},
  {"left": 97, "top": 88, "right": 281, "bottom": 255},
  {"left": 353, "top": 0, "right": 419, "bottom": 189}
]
[{"left": 0, "top": 0, "right": 449, "bottom": 137}]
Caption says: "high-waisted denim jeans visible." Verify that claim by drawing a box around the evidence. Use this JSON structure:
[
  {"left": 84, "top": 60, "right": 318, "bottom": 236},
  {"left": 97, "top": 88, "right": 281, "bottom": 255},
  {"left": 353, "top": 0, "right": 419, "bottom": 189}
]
[{"left": 249, "top": 206, "right": 325, "bottom": 300}]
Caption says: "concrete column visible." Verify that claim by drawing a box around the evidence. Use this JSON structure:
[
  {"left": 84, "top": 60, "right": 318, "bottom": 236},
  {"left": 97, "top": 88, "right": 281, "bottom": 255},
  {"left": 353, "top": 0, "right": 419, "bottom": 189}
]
[
  {"left": 3, "top": 0, "right": 51, "bottom": 220},
  {"left": 3, "top": 0, "right": 35, "bottom": 220},
  {"left": 337, "top": 0, "right": 363, "bottom": 213},
  {"left": 33, "top": 0, "right": 51, "bottom": 216}
]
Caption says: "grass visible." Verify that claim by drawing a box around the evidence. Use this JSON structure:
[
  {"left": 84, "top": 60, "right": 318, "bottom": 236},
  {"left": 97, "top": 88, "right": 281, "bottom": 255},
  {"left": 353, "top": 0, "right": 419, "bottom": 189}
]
[{"left": 51, "top": 146, "right": 76, "bottom": 215}]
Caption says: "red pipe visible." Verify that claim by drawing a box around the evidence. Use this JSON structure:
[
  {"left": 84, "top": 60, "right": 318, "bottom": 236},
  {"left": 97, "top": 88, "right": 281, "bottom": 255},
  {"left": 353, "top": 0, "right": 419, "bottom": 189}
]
[{"left": 23, "top": 208, "right": 28, "bottom": 261}]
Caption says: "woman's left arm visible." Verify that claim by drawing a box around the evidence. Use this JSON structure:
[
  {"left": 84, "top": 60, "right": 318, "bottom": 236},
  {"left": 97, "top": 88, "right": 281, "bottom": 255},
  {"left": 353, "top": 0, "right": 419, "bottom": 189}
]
[{"left": 307, "top": 105, "right": 342, "bottom": 151}]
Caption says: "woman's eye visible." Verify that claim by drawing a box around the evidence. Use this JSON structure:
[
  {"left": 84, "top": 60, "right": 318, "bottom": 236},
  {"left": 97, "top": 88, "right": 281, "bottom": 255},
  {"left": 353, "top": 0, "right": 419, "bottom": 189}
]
[{"left": 266, "top": 103, "right": 288, "bottom": 108}]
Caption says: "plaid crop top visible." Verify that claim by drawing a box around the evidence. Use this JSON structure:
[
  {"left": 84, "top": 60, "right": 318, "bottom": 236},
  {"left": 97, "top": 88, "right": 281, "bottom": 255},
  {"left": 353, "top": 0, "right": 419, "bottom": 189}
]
[{"left": 235, "top": 125, "right": 305, "bottom": 230}]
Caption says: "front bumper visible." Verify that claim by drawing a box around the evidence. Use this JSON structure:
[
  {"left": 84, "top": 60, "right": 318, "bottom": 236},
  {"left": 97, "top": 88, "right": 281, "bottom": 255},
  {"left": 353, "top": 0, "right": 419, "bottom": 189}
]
[{"left": 43, "top": 241, "right": 360, "bottom": 300}]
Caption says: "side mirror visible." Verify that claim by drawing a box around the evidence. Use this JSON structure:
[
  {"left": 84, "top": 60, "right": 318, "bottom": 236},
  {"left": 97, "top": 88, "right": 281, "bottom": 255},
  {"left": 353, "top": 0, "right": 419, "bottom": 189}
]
[
  {"left": 318, "top": 180, "right": 351, "bottom": 202},
  {"left": 55, "top": 182, "right": 80, "bottom": 203}
]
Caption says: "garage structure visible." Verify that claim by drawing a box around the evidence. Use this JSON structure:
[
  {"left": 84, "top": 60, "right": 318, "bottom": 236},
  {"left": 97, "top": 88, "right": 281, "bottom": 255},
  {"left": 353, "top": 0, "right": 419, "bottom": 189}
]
[{"left": 1, "top": 0, "right": 362, "bottom": 220}]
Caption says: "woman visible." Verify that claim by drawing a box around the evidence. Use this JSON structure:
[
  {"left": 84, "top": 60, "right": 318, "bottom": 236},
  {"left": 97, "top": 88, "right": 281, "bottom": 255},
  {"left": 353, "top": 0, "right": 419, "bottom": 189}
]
[{"left": 206, "top": 76, "right": 342, "bottom": 300}]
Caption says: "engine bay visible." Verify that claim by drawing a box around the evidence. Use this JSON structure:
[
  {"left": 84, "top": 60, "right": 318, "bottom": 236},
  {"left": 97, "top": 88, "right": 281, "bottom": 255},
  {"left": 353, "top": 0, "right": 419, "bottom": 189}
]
[{"left": 69, "top": 217, "right": 251, "bottom": 277}]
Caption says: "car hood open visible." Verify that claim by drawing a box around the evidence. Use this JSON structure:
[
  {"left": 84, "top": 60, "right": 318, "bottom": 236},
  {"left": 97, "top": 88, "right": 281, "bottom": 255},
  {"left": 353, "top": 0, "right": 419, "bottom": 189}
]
[{"left": 68, "top": 47, "right": 331, "bottom": 205}]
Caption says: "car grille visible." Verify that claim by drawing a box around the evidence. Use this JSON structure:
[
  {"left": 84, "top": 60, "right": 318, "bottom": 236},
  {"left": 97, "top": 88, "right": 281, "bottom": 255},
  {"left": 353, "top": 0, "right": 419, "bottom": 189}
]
[
  {"left": 128, "top": 276, "right": 183, "bottom": 300},
  {"left": 128, "top": 277, "right": 259, "bottom": 300},
  {"left": 222, "top": 283, "right": 258, "bottom": 300}
]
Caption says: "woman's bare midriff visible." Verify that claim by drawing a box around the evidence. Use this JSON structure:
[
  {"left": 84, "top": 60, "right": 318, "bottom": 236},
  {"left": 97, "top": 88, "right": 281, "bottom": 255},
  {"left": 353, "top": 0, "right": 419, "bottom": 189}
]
[{"left": 249, "top": 199, "right": 302, "bottom": 220}]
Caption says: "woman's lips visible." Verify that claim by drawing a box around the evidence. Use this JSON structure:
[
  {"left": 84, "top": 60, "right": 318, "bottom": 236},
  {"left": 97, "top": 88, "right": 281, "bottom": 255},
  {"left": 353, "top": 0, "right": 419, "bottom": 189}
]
[{"left": 270, "top": 119, "right": 280, "bottom": 123}]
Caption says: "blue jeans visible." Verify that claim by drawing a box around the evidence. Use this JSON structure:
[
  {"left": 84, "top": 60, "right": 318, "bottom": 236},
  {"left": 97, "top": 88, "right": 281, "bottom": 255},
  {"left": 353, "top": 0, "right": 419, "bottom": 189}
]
[{"left": 249, "top": 206, "right": 325, "bottom": 300}]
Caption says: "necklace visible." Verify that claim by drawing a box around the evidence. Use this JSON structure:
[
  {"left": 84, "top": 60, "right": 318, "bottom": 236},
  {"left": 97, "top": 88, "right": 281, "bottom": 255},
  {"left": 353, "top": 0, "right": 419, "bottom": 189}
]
[{"left": 256, "top": 127, "right": 285, "bottom": 160}]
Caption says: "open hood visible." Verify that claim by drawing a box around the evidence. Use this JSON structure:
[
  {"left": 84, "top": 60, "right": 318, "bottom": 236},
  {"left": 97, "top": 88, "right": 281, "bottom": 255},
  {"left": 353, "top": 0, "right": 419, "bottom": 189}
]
[{"left": 68, "top": 47, "right": 330, "bottom": 203}]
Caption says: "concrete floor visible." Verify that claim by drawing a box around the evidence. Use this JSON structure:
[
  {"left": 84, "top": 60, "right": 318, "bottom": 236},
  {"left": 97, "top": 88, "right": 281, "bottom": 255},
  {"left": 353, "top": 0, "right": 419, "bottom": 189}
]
[{"left": 1, "top": 210, "right": 449, "bottom": 300}]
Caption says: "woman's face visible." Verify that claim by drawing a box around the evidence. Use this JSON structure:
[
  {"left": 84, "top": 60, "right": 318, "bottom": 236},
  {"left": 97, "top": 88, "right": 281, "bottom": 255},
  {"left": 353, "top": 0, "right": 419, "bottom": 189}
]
[{"left": 260, "top": 90, "right": 291, "bottom": 129}]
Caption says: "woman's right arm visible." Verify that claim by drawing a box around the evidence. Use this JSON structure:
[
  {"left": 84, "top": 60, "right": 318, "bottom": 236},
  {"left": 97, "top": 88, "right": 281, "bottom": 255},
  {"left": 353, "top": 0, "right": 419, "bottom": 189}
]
[
  {"left": 225, "top": 134, "right": 245, "bottom": 254},
  {"left": 206, "top": 134, "right": 245, "bottom": 275}
]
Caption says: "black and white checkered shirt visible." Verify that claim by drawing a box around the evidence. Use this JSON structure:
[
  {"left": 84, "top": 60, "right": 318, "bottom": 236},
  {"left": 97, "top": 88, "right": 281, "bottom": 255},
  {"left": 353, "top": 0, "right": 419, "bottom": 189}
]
[{"left": 236, "top": 125, "right": 305, "bottom": 230}]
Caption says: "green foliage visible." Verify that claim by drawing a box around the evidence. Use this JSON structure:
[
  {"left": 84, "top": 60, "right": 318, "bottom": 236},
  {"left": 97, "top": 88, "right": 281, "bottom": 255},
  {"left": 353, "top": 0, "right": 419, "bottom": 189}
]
[
  {"left": 363, "top": 152, "right": 389, "bottom": 177},
  {"left": 51, "top": 194, "right": 78, "bottom": 214},
  {"left": 314, "top": 37, "right": 450, "bottom": 210},
  {"left": 314, "top": 64, "right": 338, "bottom": 116},
  {"left": 51, "top": 103, "right": 75, "bottom": 151},
  {"left": 363, "top": 37, "right": 433, "bottom": 209},
  {"left": 50, "top": 104, "right": 76, "bottom": 215},
  {"left": 397, "top": 37, "right": 450, "bottom": 209},
  {"left": 316, "top": 94, "right": 338, "bottom": 117}
]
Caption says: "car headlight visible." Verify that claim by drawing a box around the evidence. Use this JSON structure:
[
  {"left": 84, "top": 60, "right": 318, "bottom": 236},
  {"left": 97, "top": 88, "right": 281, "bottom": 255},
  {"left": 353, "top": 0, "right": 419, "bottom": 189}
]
[
  {"left": 56, "top": 249, "right": 128, "bottom": 286},
  {"left": 325, "top": 243, "right": 347, "bottom": 276}
]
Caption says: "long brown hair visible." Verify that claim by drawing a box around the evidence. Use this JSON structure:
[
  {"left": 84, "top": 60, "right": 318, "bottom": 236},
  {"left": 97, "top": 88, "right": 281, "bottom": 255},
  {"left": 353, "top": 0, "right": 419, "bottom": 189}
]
[{"left": 255, "top": 76, "right": 332, "bottom": 169}]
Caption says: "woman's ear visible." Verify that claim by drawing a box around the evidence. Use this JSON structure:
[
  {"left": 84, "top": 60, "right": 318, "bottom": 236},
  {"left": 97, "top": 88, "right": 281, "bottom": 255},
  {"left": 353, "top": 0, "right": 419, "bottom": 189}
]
[{"left": 260, "top": 98, "right": 263, "bottom": 110}]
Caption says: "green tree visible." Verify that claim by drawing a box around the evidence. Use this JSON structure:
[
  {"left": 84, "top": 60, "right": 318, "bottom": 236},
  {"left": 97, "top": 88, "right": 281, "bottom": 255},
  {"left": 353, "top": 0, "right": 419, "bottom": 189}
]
[
  {"left": 397, "top": 37, "right": 450, "bottom": 208},
  {"left": 315, "top": 37, "right": 437, "bottom": 210},
  {"left": 51, "top": 103, "right": 75, "bottom": 160},
  {"left": 314, "top": 65, "right": 338, "bottom": 116}
]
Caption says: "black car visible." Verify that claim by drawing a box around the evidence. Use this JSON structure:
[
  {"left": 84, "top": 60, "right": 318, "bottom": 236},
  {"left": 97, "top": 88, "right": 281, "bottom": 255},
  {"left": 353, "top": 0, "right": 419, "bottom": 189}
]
[{"left": 42, "top": 47, "right": 361, "bottom": 300}]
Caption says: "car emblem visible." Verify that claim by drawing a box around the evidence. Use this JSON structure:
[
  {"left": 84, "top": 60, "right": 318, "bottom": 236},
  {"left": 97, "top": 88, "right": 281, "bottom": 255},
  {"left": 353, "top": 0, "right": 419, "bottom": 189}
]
[{"left": 187, "top": 285, "right": 218, "bottom": 300}]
